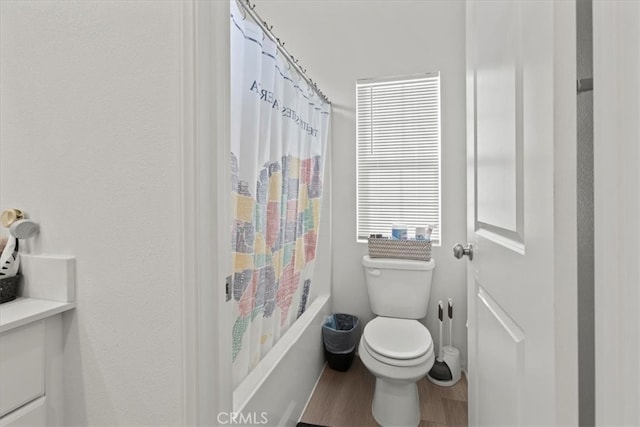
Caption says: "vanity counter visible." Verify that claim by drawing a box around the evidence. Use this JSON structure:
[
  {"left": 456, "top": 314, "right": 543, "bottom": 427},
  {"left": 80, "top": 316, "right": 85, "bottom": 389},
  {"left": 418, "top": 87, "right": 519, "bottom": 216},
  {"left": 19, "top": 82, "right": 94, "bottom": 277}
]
[{"left": 0, "top": 297, "right": 75, "bottom": 333}]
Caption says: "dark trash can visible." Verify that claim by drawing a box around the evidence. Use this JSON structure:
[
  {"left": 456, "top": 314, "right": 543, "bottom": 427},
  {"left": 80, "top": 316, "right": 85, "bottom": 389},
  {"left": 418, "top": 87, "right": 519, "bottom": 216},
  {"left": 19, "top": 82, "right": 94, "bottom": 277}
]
[{"left": 322, "top": 313, "right": 360, "bottom": 371}]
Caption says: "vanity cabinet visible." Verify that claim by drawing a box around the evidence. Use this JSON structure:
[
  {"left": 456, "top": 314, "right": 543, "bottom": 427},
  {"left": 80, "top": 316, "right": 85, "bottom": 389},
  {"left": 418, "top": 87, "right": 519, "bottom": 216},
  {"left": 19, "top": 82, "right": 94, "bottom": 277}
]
[
  {"left": 0, "top": 255, "right": 75, "bottom": 426},
  {"left": 0, "top": 321, "right": 45, "bottom": 420},
  {"left": 0, "top": 307, "right": 69, "bottom": 427}
]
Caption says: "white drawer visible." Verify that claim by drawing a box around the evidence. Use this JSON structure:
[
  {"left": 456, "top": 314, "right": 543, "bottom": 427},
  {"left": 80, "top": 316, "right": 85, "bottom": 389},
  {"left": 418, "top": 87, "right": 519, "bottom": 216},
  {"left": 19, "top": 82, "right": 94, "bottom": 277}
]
[
  {"left": 0, "top": 321, "right": 45, "bottom": 417},
  {"left": 0, "top": 396, "right": 45, "bottom": 427}
]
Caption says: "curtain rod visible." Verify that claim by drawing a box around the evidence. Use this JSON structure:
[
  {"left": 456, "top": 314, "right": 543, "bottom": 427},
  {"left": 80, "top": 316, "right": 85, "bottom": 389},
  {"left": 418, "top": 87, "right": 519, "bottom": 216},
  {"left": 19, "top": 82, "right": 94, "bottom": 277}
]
[{"left": 235, "top": 0, "right": 331, "bottom": 104}]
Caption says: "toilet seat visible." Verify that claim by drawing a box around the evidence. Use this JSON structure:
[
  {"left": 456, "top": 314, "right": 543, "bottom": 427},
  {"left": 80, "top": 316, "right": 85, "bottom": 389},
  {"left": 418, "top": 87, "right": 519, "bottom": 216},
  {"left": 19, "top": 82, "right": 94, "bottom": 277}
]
[
  {"left": 363, "top": 317, "right": 433, "bottom": 367},
  {"left": 362, "top": 337, "right": 433, "bottom": 367}
]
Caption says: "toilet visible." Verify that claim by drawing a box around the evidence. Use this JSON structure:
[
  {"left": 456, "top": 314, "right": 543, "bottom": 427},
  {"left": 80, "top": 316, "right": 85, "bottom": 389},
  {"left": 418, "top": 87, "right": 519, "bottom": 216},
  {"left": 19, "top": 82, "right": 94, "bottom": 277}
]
[{"left": 359, "top": 255, "right": 436, "bottom": 427}]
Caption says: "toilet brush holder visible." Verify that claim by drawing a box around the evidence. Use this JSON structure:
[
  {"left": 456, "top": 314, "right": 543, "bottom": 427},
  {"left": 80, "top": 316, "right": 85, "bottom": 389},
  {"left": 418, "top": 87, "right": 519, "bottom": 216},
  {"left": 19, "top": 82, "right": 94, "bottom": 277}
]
[{"left": 428, "top": 346, "right": 461, "bottom": 387}]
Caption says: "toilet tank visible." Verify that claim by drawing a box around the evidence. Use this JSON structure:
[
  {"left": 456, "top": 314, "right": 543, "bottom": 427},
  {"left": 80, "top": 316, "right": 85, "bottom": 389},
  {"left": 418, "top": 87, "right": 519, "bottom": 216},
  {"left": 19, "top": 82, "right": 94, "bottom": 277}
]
[{"left": 362, "top": 255, "right": 436, "bottom": 319}]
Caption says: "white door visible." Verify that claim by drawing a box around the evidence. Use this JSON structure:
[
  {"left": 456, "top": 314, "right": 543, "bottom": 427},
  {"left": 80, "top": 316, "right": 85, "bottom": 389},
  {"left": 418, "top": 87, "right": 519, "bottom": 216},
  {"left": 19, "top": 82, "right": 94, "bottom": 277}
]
[{"left": 465, "top": 1, "right": 578, "bottom": 425}]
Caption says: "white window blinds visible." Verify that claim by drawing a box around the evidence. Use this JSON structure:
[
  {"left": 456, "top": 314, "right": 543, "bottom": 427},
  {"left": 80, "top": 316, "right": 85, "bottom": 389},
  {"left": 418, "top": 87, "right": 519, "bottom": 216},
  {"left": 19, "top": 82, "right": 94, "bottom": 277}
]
[{"left": 356, "top": 73, "right": 441, "bottom": 243}]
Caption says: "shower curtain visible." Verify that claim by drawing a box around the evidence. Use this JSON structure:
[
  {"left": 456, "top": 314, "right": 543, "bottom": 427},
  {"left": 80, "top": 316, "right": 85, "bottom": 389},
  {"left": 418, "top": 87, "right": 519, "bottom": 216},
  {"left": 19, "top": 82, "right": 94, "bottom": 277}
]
[{"left": 230, "top": 1, "right": 331, "bottom": 387}]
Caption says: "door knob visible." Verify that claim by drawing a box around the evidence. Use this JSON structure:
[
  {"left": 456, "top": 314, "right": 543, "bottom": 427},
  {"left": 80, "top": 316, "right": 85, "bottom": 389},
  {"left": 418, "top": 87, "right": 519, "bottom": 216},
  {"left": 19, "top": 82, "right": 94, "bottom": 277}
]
[{"left": 453, "top": 243, "right": 473, "bottom": 260}]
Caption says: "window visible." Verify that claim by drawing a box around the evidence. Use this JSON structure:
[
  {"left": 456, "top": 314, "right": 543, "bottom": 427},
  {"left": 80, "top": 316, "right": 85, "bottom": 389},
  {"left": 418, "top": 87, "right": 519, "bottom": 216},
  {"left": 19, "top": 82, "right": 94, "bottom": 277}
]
[{"left": 356, "top": 73, "right": 441, "bottom": 243}]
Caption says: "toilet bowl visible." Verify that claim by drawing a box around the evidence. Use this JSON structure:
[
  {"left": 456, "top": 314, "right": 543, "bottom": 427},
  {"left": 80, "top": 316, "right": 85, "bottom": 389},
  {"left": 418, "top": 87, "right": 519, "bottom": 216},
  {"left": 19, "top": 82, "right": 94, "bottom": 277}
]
[
  {"left": 359, "top": 317, "right": 435, "bottom": 426},
  {"left": 360, "top": 256, "right": 436, "bottom": 427}
]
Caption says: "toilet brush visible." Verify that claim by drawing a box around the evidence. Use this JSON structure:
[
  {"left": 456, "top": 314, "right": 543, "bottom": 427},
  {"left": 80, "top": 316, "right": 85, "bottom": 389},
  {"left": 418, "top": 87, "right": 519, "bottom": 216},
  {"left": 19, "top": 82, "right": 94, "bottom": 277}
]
[
  {"left": 448, "top": 297, "right": 453, "bottom": 347},
  {"left": 428, "top": 300, "right": 453, "bottom": 382},
  {"left": 442, "top": 299, "right": 462, "bottom": 386}
]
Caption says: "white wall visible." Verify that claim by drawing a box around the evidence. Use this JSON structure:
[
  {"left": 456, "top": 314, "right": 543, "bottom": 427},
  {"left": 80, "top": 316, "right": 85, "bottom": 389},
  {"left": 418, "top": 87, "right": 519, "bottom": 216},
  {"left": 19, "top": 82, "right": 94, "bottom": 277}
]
[
  {"left": 593, "top": 1, "right": 640, "bottom": 424},
  {"left": 256, "top": 0, "right": 468, "bottom": 364},
  {"left": 0, "top": 1, "right": 184, "bottom": 425}
]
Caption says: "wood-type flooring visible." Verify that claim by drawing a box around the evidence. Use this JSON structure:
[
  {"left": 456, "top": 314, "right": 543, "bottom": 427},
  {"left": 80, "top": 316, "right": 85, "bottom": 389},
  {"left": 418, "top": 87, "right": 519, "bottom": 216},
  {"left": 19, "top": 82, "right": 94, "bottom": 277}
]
[{"left": 300, "top": 357, "right": 468, "bottom": 427}]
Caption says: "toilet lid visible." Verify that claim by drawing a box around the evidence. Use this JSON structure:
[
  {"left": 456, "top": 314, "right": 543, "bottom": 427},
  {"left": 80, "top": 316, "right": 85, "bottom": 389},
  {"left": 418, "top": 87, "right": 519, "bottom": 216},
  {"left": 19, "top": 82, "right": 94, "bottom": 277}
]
[{"left": 363, "top": 317, "right": 432, "bottom": 360}]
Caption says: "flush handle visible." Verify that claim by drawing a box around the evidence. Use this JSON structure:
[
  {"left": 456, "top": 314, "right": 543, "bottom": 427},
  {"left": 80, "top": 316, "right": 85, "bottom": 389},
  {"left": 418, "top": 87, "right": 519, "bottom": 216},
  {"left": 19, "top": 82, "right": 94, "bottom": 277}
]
[
  {"left": 367, "top": 269, "right": 381, "bottom": 277},
  {"left": 453, "top": 243, "right": 473, "bottom": 261}
]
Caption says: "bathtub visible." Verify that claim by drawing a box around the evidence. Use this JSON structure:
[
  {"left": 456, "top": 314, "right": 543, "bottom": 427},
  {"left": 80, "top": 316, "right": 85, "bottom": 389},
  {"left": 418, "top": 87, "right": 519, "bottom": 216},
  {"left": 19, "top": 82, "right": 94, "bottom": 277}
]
[{"left": 233, "top": 293, "right": 331, "bottom": 426}]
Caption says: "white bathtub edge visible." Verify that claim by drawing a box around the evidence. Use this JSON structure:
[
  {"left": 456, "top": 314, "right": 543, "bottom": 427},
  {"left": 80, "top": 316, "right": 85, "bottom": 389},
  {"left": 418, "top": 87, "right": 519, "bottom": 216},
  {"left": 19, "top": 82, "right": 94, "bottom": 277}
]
[{"left": 233, "top": 293, "right": 331, "bottom": 417}]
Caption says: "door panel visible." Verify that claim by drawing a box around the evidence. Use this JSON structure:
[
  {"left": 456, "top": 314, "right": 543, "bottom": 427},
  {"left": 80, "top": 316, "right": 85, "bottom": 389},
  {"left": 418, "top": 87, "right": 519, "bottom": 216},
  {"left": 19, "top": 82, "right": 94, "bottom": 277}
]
[
  {"left": 476, "top": 287, "right": 524, "bottom": 426},
  {"left": 475, "top": 1, "right": 520, "bottom": 234}
]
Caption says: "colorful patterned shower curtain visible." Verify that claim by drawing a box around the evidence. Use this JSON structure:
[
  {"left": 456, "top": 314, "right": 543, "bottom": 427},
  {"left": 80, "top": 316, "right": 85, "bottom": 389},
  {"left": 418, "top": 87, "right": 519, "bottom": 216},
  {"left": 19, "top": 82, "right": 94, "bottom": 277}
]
[{"left": 230, "top": 2, "right": 331, "bottom": 387}]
